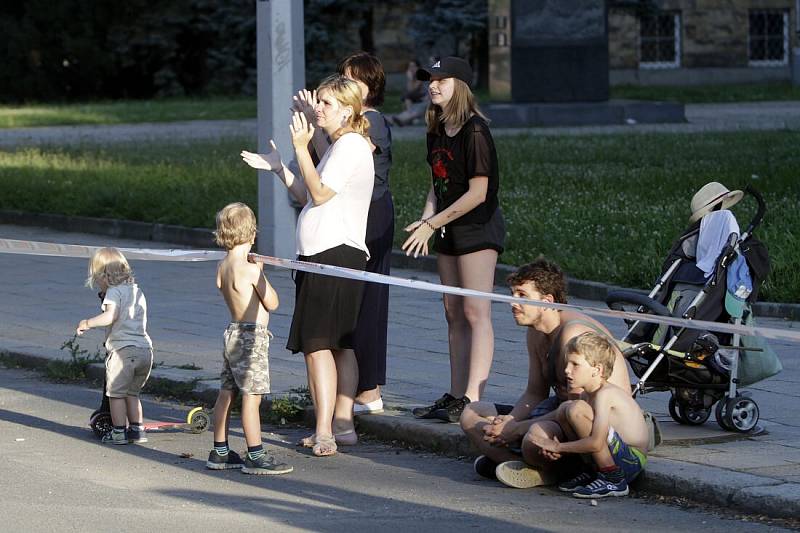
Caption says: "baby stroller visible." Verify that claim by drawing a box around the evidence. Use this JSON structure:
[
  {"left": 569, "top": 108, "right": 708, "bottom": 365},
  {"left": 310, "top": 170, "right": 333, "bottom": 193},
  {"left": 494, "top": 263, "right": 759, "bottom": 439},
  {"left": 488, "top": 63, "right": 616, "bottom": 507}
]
[{"left": 605, "top": 185, "right": 780, "bottom": 433}]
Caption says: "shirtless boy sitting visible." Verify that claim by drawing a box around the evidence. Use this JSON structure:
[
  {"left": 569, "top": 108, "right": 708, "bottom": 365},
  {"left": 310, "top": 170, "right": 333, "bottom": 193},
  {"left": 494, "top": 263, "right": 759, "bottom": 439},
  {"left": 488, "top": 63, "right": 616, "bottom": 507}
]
[
  {"left": 460, "top": 258, "right": 632, "bottom": 488},
  {"left": 531, "top": 331, "right": 649, "bottom": 498}
]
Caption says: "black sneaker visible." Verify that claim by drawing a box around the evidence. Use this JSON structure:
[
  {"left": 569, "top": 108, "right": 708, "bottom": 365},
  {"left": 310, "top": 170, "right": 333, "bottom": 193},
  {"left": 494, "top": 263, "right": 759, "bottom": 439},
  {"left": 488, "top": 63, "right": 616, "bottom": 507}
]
[
  {"left": 572, "top": 471, "right": 629, "bottom": 498},
  {"left": 473, "top": 455, "right": 498, "bottom": 480},
  {"left": 128, "top": 427, "right": 148, "bottom": 444},
  {"left": 412, "top": 393, "right": 456, "bottom": 419},
  {"left": 242, "top": 454, "right": 294, "bottom": 476},
  {"left": 558, "top": 471, "right": 595, "bottom": 492},
  {"left": 433, "top": 395, "right": 471, "bottom": 423},
  {"left": 206, "top": 449, "right": 244, "bottom": 470}
]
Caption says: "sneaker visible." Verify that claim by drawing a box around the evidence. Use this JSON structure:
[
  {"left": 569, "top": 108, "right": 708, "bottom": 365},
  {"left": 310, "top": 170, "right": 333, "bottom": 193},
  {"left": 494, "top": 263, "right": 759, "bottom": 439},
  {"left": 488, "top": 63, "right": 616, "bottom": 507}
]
[
  {"left": 433, "top": 395, "right": 470, "bottom": 423},
  {"left": 206, "top": 449, "right": 244, "bottom": 470},
  {"left": 558, "top": 471, "right": 595, "bottom": 492},
  {"left": 242, "top": 454, "right": 294, "bottom": 476},
  {"left": 495, "top": 460, "right": 557, "bottom": 489},
  {"left": 572, "top": 472, "right": 629, "bottom": 498},
  {"left": 473, "top": 455, "right": 498, "bottom": 480},
  {"left": 127, "top": 427, "right": 148, "bottom": 444},
  {"left": 101, "top": 430, "right": 128, "bottom": 445},
  {"left": 412, "top": 393, "right": 456, "bottom": 419},
  {"left": 353, "top": 397, "right": 384, "bottom": 415}
]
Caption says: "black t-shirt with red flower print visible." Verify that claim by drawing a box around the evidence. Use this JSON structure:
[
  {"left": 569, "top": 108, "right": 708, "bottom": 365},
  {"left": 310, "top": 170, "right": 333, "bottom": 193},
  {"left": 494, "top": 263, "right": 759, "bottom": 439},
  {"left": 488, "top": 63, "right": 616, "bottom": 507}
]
[{"left": 426, "top": 115, "right": 499, "bottom": 226}]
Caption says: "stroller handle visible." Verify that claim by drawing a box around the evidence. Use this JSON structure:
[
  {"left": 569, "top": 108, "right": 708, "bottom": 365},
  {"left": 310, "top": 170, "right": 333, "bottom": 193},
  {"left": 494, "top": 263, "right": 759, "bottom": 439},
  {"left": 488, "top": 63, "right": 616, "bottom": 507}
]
[{"left": 742, "top": 184, "right": 766, "bottom": 240}]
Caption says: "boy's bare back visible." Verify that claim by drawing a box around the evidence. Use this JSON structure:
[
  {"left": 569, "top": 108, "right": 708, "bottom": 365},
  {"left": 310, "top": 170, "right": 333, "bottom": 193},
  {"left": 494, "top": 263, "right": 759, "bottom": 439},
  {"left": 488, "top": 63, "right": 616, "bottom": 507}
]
[
  {"left": 592, "top": 382, "right": 649, "bottom": 451},
  {"left": 217, "top": 252, "right": 278, "bottom": 326}
]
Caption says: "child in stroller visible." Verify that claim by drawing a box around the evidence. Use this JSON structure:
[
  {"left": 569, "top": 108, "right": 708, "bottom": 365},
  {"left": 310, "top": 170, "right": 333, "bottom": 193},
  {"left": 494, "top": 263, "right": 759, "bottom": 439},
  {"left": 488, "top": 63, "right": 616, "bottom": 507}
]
[{"left": 605, "top": 182, "right": 779, "bottom": 433}]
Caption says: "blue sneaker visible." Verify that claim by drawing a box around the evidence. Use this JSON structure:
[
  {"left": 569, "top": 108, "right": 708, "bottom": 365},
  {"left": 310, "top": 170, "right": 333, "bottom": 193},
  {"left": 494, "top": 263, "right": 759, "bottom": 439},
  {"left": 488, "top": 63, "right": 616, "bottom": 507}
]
[
  {"left": 558, "top": 471, "right": 595, "bottom": 492},
  {"left": 572, "top": 471, "right": 629, "bottom": 498}
]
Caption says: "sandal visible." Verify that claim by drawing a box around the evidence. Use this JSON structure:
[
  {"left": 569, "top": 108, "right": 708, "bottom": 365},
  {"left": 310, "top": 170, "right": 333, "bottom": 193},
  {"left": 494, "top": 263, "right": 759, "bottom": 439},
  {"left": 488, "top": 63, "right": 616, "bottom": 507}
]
[
  {"left": 297, "top": 434, "right": 316, "bottom": 448},
  {"left": 312, "top": 434, "right": 337, "bottom": 457},
  {"left": 297, "top": 430, "right": 357, "bottom": 447}
]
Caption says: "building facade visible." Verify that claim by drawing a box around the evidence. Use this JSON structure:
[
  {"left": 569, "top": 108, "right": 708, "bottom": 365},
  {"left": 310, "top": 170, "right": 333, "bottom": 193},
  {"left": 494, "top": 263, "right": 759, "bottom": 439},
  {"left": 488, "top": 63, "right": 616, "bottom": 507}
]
[{"left": 609, "top": 0, "right": 799, "bottom": 85}]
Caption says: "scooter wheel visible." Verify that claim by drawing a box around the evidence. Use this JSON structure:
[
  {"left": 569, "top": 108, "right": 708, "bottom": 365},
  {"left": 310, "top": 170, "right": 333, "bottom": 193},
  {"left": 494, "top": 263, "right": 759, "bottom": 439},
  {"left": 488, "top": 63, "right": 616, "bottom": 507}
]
[
  {"left": 90, "top": 412, "right": 113, "bottom": 438},
  {"left": 188, "top": 409, "right": 211, "bottom": 433}
]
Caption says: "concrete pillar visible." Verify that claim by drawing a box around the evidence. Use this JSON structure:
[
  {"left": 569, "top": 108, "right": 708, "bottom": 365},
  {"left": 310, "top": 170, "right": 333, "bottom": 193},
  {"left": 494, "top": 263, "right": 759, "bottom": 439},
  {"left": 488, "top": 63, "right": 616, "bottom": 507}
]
[{"left": 256, "top": 0, "right": 304, "bottom": 258}]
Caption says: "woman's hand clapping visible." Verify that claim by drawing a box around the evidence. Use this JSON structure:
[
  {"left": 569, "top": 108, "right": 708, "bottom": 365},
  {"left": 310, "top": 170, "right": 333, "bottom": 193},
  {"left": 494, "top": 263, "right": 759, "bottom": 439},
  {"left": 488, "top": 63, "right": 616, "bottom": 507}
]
[
  {"left": 241, "top": 141, "right": 284, "bottom": 173},
  {"left": 290, "top": 111, "right": 315, "bottom": 150},
  {"left": 291, "top": 89, "right": 318, "bottom": 124}
]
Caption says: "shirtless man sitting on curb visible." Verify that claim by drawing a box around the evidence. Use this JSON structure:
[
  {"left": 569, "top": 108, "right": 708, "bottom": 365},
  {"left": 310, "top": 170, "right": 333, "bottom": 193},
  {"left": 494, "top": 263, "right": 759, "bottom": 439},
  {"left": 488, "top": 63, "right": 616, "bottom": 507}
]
[{"left": 460, "top": 258, "right": 633, "bottom": 488}]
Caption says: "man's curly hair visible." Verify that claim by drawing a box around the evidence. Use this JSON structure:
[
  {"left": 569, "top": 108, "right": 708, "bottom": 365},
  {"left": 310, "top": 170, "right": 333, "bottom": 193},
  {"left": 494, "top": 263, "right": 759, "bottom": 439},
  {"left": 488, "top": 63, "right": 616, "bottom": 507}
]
[{"left": 506, "top": 256, "right": 567, "bottom": 304}]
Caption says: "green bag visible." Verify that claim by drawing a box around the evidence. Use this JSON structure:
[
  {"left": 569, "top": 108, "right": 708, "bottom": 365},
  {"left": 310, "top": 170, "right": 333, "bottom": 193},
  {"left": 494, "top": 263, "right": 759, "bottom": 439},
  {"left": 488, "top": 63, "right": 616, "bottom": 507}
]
[{"left": 737, "top": 313, "right": 782, "bottom": 386}]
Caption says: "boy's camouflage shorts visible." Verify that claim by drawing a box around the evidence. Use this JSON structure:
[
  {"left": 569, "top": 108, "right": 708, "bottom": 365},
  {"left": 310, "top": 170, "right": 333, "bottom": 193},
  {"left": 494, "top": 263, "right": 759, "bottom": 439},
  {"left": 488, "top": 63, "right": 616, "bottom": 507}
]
[{"left": 220, "top": 322, "right": 271, "bottom": 394}]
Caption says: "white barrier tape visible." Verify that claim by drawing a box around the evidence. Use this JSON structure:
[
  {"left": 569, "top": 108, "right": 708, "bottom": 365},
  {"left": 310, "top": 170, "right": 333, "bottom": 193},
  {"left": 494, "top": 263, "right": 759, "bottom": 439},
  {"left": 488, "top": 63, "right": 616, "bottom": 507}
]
[
  {"left": 1, "top": 238, "right": 797, "bottom": 343},
  {"left": 0, "top": 238, "right": 225, "bottom": 262},
  {"left": 250, "top": 253, "right": 800, "bottom": 344}
]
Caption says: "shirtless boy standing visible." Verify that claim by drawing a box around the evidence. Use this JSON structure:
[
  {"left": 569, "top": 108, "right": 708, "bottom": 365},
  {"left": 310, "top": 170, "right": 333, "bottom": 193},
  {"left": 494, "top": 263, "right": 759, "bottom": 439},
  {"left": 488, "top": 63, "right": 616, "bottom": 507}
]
[{"left": 206, "top": 202, "right": 293, "bottom": 475}]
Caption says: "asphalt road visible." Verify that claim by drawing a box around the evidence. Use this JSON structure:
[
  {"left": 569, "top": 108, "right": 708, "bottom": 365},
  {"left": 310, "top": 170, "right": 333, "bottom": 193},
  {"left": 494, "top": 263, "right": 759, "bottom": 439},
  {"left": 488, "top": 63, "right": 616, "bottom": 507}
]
[{"left": 0, "top": 367, "right": 790, "bottom": 532}]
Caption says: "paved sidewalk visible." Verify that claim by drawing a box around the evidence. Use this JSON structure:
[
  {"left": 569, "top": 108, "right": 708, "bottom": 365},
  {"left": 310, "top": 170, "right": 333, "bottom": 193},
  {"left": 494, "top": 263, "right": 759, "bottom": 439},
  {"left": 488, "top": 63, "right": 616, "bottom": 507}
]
[
  {"left": 1, "top": 223, "right": 799, "bottom": 518},
  {"left": 1, "top": 101, "right": 799, "bottom": 148}
]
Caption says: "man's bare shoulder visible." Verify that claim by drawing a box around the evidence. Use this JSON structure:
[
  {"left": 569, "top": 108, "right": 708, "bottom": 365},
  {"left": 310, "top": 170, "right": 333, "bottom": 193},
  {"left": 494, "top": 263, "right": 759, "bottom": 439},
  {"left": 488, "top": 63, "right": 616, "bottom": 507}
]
[{"left": 561, "top": 312, "right": 610, "bottom": 335}]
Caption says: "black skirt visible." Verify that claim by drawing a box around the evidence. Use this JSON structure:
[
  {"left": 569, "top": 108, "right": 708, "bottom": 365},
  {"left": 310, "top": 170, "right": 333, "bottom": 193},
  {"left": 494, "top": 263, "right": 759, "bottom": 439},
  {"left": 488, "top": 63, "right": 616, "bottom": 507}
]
[
  {"left": 353, "top": 191, "right": 394, "bottom": 390},
  {"left": 433, "top": 206, "right": 506, "bottom": 256},
  {"left": 287, "top": 244, "right": 367, "bottom": 354}
]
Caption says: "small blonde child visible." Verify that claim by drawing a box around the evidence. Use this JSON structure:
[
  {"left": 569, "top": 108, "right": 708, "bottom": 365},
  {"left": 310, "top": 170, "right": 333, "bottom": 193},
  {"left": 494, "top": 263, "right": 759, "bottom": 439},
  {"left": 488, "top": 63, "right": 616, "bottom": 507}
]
[{"left": 77, "top": 247, "right": 154, "bottom": 445}]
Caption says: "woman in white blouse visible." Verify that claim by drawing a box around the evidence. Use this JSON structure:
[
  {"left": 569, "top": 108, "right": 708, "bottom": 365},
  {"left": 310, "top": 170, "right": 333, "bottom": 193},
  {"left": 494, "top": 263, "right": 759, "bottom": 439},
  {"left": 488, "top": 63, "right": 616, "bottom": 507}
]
[{"left": 241, "top": 75, "right": 374, "bottom": 457}]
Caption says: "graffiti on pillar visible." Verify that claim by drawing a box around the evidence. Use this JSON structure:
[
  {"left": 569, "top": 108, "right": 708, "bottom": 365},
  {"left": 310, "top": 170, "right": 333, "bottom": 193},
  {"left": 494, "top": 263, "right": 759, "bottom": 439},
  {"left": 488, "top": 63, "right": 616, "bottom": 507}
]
[{"left": 274, "top": 20, "right": 291, "bottom": 72}]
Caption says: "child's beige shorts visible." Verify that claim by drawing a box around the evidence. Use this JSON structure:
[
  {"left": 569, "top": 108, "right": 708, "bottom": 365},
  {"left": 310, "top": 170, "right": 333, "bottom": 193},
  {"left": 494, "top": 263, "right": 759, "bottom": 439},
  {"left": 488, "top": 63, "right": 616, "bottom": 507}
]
[{"left": 105, "top": 346, "right": 153, "bottom": 397}]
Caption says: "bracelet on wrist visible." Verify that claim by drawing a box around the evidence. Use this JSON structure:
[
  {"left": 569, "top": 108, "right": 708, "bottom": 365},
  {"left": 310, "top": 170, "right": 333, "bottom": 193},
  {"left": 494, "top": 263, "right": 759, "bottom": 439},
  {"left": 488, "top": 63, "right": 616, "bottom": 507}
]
[{"left": 422, "top": 218, "right": 436, "bottom": 231}]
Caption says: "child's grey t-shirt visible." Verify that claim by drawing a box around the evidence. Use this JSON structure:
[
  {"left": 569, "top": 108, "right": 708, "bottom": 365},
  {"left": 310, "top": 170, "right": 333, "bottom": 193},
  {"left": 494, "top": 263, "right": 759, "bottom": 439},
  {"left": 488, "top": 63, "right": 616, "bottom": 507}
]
[{"left": 102, "top": 283, "right": 153, "bottom": 352}]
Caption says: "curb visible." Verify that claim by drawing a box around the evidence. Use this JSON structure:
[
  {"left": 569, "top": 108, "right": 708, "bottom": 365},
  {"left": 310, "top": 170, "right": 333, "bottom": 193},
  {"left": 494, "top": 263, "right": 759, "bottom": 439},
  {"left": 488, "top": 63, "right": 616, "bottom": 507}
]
[
  {"left": 2, "top": 346, "right": 798, "bottom": 520},
  {"left": 2, "top": 209, "right": 797, "bottom": 319}
]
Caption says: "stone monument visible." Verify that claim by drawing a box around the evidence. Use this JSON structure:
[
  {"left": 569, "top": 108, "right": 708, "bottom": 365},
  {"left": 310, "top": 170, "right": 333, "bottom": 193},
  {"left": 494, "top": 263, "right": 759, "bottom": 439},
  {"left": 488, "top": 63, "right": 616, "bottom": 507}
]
[{"left": 487, "top": 0, "right": 684, "bottom": 126}]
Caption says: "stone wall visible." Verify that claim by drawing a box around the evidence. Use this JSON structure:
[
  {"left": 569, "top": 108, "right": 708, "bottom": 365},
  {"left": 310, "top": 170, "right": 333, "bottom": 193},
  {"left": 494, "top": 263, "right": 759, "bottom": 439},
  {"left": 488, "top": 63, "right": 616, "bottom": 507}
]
[{"left": 610, "top": 0, "right": 798, "bottom": 83}]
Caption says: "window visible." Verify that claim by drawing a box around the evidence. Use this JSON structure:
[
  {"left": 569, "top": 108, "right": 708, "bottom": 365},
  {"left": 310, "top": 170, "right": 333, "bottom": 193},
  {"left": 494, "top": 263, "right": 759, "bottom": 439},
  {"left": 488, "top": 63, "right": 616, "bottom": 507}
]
[
  {"left": 748, "top": 10, "right": 789, "bottom": 66},
  {"left": 640, "top": 12, "right": 681, "bottom": 69}
]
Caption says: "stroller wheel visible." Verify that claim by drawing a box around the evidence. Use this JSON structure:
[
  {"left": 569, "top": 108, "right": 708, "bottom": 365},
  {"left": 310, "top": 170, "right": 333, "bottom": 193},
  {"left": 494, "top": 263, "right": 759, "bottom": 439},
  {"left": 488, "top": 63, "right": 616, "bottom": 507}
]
[
  {"left": 668, "top": 396, "right": 688, "bottom": 424},
  {"left": 723, "top": 397, "right": 760, "bottom": 433},
  {"left": 668, "top": 396, "right": 711, "bottom": 425},
  {"left": 682, "top": 404, "right": 711, "bottom": 425},
  {"left": 715, "top": 399, "right": 734, "bottom": 431}
]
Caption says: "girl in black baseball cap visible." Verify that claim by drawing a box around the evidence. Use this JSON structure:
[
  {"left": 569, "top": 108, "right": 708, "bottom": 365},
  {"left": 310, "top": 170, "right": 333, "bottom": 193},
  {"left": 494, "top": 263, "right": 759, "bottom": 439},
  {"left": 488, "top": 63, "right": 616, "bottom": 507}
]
[{"left": 403, "top": 57, "right": 506, "bottom": 423}]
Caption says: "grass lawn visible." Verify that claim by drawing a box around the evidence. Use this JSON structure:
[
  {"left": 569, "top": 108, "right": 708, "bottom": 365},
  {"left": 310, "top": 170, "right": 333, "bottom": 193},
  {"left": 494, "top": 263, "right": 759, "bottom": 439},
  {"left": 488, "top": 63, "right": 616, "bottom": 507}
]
[
  {"left": 0, "top": 97, "right": 257, "bottom": 129},
  {"left": 0, "top": 92, "right": 409, "bottom": 129},
  {"left": 0, "top": 131, "right": 797, "bottom": 302},
  {"left": 611, "top": 82, "right": 800, "bottom": 103}
]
